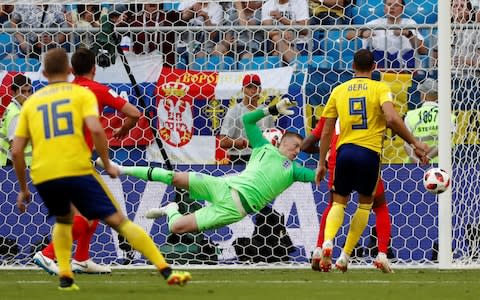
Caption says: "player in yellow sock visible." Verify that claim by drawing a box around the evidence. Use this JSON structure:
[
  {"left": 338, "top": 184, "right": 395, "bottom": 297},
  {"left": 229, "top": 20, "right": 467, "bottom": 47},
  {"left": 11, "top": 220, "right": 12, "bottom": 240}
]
[
  {"left": 316, "top": 49, "right": 429, "bottom": 272},
  {"left": 12, "top": 48, "right": 191, "bottom": 291}
]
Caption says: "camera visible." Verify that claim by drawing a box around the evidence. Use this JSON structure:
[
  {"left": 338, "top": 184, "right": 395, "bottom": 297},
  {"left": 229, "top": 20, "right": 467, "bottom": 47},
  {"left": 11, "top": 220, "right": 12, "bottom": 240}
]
[{"left": 91, "top": 11, "right": 122, "bottom": 68}]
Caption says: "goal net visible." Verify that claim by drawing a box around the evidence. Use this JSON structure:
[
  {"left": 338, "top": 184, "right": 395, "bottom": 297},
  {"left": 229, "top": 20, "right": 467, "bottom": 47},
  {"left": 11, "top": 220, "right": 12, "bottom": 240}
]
[{"left": 0, "top": 0, "right": 476, "bottom": 269}]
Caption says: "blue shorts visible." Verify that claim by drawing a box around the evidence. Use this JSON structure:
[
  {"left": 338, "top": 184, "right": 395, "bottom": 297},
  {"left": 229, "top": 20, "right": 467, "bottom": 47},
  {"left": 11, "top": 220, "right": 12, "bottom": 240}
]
[
  {"left": 35, "top": 173, "right": 120, "bottom": 220},
  {"left": 332, "top": 144, "right": 381, "bottom": 197}
]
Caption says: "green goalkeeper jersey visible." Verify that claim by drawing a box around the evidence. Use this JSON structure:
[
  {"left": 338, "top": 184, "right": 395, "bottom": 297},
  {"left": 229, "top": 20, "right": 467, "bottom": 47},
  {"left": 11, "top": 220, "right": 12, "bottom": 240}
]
[{"left": 224, "top": 109, "right": 315, "bottom": 212}]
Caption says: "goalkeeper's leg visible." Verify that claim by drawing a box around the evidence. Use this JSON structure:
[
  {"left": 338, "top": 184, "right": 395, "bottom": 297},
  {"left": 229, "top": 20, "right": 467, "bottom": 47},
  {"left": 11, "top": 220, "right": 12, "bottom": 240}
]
[{"left": 95, "top": 158, "right": 188, "bottom": 189}]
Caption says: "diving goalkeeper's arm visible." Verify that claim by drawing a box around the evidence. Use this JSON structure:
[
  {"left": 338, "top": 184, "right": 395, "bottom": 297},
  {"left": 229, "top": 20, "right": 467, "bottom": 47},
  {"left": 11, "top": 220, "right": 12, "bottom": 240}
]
[{"left": 242, "top": 98, "right": 296, "bottom": 148}]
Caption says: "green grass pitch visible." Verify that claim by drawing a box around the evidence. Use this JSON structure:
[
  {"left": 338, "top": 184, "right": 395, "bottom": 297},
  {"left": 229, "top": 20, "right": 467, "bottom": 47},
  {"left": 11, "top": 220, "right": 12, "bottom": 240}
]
[{"left": 1, "top": 269, "right": 480, "bottom": 300}]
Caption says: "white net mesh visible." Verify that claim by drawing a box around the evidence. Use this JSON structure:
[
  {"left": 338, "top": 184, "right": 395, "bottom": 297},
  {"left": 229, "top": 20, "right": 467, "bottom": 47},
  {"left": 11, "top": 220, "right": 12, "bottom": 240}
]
[{"left": 0, "top": 0, "right": 477, "bottom": 269}]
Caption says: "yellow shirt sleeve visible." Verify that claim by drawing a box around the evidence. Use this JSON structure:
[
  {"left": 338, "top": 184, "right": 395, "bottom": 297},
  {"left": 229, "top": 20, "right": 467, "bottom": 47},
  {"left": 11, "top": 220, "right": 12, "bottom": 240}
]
[
  {"left": 81, "top": 88, "right": 99, "bottom": 118},
  {"left": 322, "top": 88, "right": 338, "bottom": 118},
  {"left": 14, "top": 106, "right": 30, "bottom": 138},
  {"left": 378, "top": 82, "right": 394, "bottom": 106}
]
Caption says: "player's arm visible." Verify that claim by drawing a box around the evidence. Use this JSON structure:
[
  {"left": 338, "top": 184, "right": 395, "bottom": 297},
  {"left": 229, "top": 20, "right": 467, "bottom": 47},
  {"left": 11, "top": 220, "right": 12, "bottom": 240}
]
[
  {"left": 316, "top": 118, "right": 336, "bottom": 184},
  {"left": 301, "top": 117, "right": 325, "bottom": 153},
  {"left": 12, "top": 136, "right": 30, "bottom": 212},
  {"left": 382, "top": 102, "right": 429, "bottom": 164},
  {"left": 402, "top": 116, "right": 418, "bottom": 162},
  {"left": 11, "top": 109, "right": 31, "bottom": 213},
  {"left": 84, "top": 116, "right": 118, "bottom": 178},
  {"left": 112, "top": 102, "right": 141, "bottom": 139},
  {"left": 293, "top": 163, "right": 316, "bottom": 183},
  {"left": 242, "top": 109, "right": 270, "bottom": 149},
  {"left": 101, "top": 87, "right": 141, "bottom": 139},
  {"left": 243, "top": 98, "right": 296, "bottom": 148}
]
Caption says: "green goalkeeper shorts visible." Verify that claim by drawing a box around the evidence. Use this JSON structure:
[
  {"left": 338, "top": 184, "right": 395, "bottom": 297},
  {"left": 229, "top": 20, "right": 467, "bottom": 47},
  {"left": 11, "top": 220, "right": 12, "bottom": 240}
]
[{"left": 188, "top": 172, "right": 245, "bottom": 231}]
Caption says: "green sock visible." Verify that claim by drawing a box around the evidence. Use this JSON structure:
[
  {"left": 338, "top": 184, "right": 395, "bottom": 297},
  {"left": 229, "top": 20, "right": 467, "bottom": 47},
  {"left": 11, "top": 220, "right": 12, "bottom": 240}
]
[
  {"left": 166, "top": 207, "right": 182, "bottom": 231},
  {"left": 122, "top": 167, "right": 174, "bottom": 185}
]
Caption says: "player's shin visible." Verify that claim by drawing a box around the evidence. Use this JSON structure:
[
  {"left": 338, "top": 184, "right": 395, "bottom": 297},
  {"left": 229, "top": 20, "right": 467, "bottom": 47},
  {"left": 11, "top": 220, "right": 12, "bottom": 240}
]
[
  {"left": 122, "top": 166, "right": 174, "bottom": 185},
  {"left": 317, "top": 201, "right": 333, "bottom": 247},
  {"left": 373, "top": 201, "right": 391, "bottom": 254},
  {"left": 52, "top": 223, "right": 74, "bottom": 278},
  {"left": 117, "top": 220, "right": 169, "bottom": 270},
  {"left": 323, "top": 202, "right": 346, "bottom": 242},
  {"left": 343, "top": 202, "right": 373, "bottom": 255}
]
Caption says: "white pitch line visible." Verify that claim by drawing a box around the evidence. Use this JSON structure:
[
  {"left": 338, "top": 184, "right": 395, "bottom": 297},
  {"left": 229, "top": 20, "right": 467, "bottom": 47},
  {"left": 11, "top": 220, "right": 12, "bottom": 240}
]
[
  {"left": 0, "top": 279, "right": 472, "bottom": 285},
  {"left": 187, "top": 280, "right": 469, "bottom": 284}
]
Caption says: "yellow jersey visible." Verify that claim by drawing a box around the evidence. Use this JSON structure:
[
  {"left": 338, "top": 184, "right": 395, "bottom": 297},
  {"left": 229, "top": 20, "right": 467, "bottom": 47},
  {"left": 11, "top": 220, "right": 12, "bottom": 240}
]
[
  {"left": 322, "top": 77, "right": 393, "bottom": 153},
  {"left": 15, "top": 82, "right": 99, "bottom": 184}
]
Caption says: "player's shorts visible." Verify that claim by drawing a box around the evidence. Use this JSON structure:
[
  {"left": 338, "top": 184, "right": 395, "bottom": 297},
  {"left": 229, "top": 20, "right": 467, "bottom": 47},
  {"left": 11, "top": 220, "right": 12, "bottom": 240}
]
[
  {"left": 332, "top": 143, "right": 381, "bottom": 197},
  {"left": 188, "top": 172, "right": 244, "bottom": 231},
  {"left": 328, "top": 155, "right": 385, "bottom": 199},
  {"left": 35, "top": 173, "right": 119, "bottom": 220}
]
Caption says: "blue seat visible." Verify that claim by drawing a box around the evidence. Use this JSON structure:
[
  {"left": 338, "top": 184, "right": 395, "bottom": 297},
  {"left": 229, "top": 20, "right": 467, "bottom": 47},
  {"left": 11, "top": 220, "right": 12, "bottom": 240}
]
[
  {"left": 0, "top": 33, "right": 14, "bottom": 60},
  {"left": 404, "top": 2, "right": 437, "bottom": 24},
  {"left": 323, "top": 31, "right": 363, "bottom": 70},
  {"left": 163, "top": 1, "right": 180, "bottom": 11},
  {"left": 351, "top": 3, "right": 383, "bottom": 24},
  {"left": 0, "top": 58, "right": 41, "bottom": 72},
  {"left": 291, "top": 55, "right": 335, "bottom": 70},
  {"left": 191, "top": 55, "right": 235, "bottom": 71},
  {"left": 237, "top": 56, "right": 281, "bottom": 70}
]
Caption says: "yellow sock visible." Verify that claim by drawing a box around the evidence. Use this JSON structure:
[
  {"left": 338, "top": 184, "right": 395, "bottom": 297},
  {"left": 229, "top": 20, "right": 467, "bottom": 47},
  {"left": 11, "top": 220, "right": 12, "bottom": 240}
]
[
  {"left": 344, "top": 203, "right": 373, "bottom": 255},
  {"left": 52, "top": 223, "right": 73, "bottom": 278},
  {"left": 118, "top": 220, "right": 169, "bottom": 270},
  {"left": 324, "top": 202, "right": 346, "bottom": 242}
]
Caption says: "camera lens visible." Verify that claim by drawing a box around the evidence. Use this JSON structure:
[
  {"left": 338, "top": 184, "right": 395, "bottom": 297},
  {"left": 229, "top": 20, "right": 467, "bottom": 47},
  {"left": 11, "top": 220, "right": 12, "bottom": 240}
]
[{"left": 96, "top": 49, "right": 111, "bottom": 68}]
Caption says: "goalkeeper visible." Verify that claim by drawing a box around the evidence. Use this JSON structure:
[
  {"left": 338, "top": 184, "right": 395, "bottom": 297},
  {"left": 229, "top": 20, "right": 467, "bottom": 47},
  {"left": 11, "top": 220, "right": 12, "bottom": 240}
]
[{"left": 97, "top": 99, "right": 316, "bottom": 233}]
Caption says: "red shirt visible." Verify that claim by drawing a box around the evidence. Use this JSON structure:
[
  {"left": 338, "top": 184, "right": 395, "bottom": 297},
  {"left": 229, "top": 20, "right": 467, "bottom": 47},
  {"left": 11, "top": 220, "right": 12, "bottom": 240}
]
[
  {"left": 311, "top": 117, "right": 339, "bottom": 172},
  {"left": 72, "top": 76, "right": 127, "bottom": 150}
]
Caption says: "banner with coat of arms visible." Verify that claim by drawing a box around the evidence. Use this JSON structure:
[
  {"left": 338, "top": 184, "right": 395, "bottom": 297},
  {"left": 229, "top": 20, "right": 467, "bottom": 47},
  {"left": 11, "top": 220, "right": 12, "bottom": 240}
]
[
  {"left": 0, "top": 55, "right": 294, "bottom": 164},
  {"left": 147, "top": 67, "right": 294, "bottom": 164}
]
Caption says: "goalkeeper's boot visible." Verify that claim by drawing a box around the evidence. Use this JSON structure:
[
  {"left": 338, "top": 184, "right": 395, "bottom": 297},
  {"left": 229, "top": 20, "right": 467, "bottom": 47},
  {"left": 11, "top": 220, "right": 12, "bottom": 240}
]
[
  {"left": 33, "top": 251, "right": 59, "bottom": 275},
  {"left": 72, "top": 258, "right": 112, "bottom": 274},
  {"left": 145, "top": 202, "right": 179, "bottom": 219},
  {"left": 166, "top": 270, "right": 192, "bottom": 286},
  {"left": 320, "top": 240, "right": 333, "bottom": 272},
  {"left": 374, "top": 252, "right": 393, "bottom": 273},
  {"left": 94, "top": 157, "right": 122, "bottom": 173},
  {"left": 335, "top": 252, "right": 350, "bottom": 273},
  {"left": 311, "top": 247, "right": 322, "bottom": 271},
  {"left": 58, "top": 276, "right": 80, "bottom": 291}
]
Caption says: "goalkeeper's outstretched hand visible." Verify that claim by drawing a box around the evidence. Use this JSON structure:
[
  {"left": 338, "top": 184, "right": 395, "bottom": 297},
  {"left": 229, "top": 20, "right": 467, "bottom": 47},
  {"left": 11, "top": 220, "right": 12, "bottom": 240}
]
[{"left": 264, "top": 98, "right": 296, "bottom": 116}]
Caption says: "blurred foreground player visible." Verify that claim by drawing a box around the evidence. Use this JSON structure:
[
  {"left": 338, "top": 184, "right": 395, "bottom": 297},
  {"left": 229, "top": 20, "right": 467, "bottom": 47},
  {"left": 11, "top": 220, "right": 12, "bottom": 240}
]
[
  {"left": 12, "top": 48, "right": 191, "bottom": 291},
  {"left": 33, "top": 47, "right": 141, "bottom": 275}
]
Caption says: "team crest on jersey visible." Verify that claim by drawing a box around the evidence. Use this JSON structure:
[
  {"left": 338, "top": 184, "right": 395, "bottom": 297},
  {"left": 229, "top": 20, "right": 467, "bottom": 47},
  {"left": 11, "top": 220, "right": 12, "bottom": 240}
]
[
  {"left": 157, "top": 82, "right": 193, "bottom": 147},
  {"left": 283, "top": 160, "right": 291, "bottom": 169}
]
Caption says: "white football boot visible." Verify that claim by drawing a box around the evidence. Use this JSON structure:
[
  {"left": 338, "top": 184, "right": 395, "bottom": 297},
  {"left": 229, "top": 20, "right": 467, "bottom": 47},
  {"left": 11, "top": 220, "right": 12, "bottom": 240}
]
[
  {"left": 374, "top": 252, "right": 394, "bottom": 273},
  {"left": 145, "top": 202, "right": 179, "bottom": 219},
  {"left": 320, "top": 240, "right": 333, "bottom": 272},
  {"left": 33, "top": 251, "right": 59, "bottom": 275},
  {"left": 311, "top": 247, "right": 322, "bottom": 271},
  {"left": 94, "top": 157, "right": 122, "bottom": 173},
  {"left": 335, "top": 252, "right": 350, "bottom": 273},
  {"left": 72, "top": 258, "right": 112, "bottom": 274}
]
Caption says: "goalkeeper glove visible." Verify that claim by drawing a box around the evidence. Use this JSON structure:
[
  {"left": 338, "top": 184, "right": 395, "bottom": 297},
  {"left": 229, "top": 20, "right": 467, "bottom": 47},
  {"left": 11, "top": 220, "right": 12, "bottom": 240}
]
[{"left": 264, "top": 98, "right": 296, "bottom": 116}]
